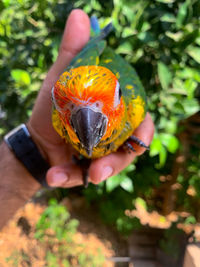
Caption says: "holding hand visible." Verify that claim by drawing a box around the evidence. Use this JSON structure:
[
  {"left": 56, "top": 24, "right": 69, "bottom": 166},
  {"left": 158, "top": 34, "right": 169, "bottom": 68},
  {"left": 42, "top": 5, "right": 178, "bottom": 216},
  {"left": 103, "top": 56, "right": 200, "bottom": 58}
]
[{"left": 27, "top": 9, "right": 154, "bottom": 188}]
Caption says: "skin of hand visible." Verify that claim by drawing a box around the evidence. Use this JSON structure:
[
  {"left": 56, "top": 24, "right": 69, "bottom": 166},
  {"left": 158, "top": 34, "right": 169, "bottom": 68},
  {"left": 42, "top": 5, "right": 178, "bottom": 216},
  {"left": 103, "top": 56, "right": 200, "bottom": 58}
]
[{"left": 27, "top": 9, "right": 154, "bottom": 188}]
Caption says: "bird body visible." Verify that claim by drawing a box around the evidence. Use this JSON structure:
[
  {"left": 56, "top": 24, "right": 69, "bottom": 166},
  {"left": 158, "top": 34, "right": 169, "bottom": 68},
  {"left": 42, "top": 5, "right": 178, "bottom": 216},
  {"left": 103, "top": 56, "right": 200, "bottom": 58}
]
[{"left": 52, "top": 20, "right": 147, "bottom": 161}]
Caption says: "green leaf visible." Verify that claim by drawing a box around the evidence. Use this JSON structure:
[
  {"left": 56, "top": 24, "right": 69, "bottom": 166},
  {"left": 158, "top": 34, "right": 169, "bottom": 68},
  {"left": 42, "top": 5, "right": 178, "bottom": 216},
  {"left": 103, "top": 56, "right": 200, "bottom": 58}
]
[
  {"left": 159, "top": 146, "right": 167, "bottom": 167},
  {"left": 160, "top": 13, "right": 176, "bottom": 23},
  {"left": 37, "top": 54, "right": 44, "bottom": 68},
  {"left": 183, "top": 98, "right": 200, "bottom": 117},
  {"left": 158, "top": 62, "right": 172, "bottom": 90},
  {"left": 159, "top": 117, "right": 177, "bottom": 134},
  {"left": 124, "top": 163, "right": 135, "bottom": 173},
  {"left": 150, "top": 136, "right": 162, "bottom": 156},
  {"left": 115, "top": 41, "right": 133, "bottom": 55},
  {"left": 2, "top": 0, "right": 10, "bottom": 8},
  {"left": 186, "top": 46, "right": 200, "bottom": 64},
  {"left": 106, "top": 175, "right": 123, "bottom": 192},
  {"left": 177, "top": 67, "right": 200, "bottom": 82},
  {"left": 135, "top": 197, "right": 147, "bottom": 210},
  {"left": 159, "top": 133, "right": 179, "bottom": 153},
  {"left": 121, "top": 27, "right": 134, "bottom": 38},
  {"left": 196, "top": 37, "right": 200, "bottom": 46},
  {"left": 184, "top": 79, "right": 198, "bottom": 99},
  {"left": 120, "top": 177, "right": 134, "bottom": 193},
  {"left": 11, "top": 69, "right": 31, "bottom": 86},
  {"left": 155, "top": 0, "right": 175, "bottom": 3},
  {"left": 185, "top": 216, "right": 196, "bottom": 225},
  {"left": 62, "top": 259, "right": 70, "bottom": 267},
  {"left": 176, "top": 1, "right": 188, "bottom": 28},
  {"left": 165, "top": 31, "right": 183, "bottom": 42},
  {"left": 46, "top": 252, "right": 59, "bottom": 267}
]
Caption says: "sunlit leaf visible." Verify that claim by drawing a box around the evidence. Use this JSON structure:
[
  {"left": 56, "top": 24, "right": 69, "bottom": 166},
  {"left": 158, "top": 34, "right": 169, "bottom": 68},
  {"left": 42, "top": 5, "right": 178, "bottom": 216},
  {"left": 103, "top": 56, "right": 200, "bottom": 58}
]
[
  {"left": 176, "top": 67, "right": 200, "bottom": 82},
  {"left": 183, "top": 98, "right": 200, "bottom": 116},
  {"left": 160, "top": 13, "right": 176, "bottom": 23},
  {"left": 135, "top": 197, "right": 147, "bottom": 210},
  {"left": 150, "top": 136, "right": 162, "bottom": 156},
  {"left": 186, "top": 46, "right": 200, "bottom": 64},
  {"left": 159, "top": 117, "right": 177, "bottom": 134},
  {"left": 159, "top": 146, "right": 167, "bottom": 167},
  {"left": 184, "top": 79, "right": 198, "bottom": 99},
  {"left": 176, "top": 1, "right": 188, "bottom": 28},
  {"left": 2, "top": 0, "right": 10, "bottom": 8},
  {"left": 156, "top": 0, "right": 175, "bottom": 3},
  {"left": 121, "top": 27, "right": 134, "bottom": 38},
  {"left": 116, "top": 42, "right": 133, "bottom": 55},
  {"left": 120, "top": 177, "right": 134, "bottom": 193},
  {"left": 159, "top": 133, "right": 179, "bottom": 153},
  {"left": 106, "top": 175, "right": 123, "bottom": 192},
  {"left": 11, "top": 69, "right": 31, "bottom": 86},
  {"left": 158, "top": 62, "right": 172, "bottom": 90},
  {"left": 165, "top": 31, "right": 183, "bottom": 41}
]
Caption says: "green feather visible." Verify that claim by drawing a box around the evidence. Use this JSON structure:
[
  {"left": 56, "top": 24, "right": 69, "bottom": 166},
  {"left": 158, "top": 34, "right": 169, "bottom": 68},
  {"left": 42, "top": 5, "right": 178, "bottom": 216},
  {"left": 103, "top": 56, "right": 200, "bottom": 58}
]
[
  {"left": 67, "top": 21, "right": 146, "bottom": 112},
  {"left": 99, "top": 47, "right": 147, "bottom": 111},
  {"left": 68, "top": 40, "right": 106, "bottom": 68},
  {"left": 68, "top": 22, "right": 112, "bottom": 69}
]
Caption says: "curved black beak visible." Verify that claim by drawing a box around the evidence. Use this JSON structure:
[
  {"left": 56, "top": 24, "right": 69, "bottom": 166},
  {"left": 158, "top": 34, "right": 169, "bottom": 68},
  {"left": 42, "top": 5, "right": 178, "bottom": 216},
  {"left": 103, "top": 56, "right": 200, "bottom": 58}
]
[{"left": 71, "top": 108, "right": 107, "bottom": 157}]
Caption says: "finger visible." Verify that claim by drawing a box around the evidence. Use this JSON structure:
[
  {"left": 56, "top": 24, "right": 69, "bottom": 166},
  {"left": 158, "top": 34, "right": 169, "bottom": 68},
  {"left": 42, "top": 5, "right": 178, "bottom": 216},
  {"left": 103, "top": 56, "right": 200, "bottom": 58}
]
[
  {"left": 35, "top": 9, "right": 90, "bottom": 104},
  {"left": 29, "top": 9, "right": 90, "bottom": 143},
  {"left": 46, "top": 163, "right": 83, "bottom": 188},
  {"left": 89, "top": 113, "right": 154, "bottom": 184},
  {"left": 131, "top": 112, "right": 155, "bottom": 155},
  {"left": 46, "top": 9, "right": 90, "bottom": 85}
]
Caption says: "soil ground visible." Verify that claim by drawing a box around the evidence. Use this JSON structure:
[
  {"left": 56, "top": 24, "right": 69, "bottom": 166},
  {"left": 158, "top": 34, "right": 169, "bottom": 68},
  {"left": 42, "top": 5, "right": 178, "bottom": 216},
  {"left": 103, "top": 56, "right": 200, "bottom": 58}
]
[{"left": 0, "top": 192, "right": 128, "bottom": 267}]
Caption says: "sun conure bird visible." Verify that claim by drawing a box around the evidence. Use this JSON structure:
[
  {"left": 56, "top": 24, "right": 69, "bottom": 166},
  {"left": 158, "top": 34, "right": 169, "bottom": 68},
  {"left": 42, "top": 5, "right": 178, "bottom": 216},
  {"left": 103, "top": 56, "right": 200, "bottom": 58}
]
[{"left": 52, "top": 16, "right": 148, "bottom": 187}]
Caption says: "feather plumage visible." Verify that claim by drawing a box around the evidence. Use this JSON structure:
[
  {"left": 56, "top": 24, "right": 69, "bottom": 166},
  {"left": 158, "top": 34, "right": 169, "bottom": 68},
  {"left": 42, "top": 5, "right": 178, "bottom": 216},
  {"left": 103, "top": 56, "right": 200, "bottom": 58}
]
[{"left": 52, "top": 19, "right": 146, "bottom": 159}]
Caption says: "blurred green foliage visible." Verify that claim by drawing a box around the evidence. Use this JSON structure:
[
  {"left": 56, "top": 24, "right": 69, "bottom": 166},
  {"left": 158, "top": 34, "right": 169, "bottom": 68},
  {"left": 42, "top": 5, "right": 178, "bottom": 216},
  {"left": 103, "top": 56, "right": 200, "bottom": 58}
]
[{"left": 0, "top": 0, "right": 200, "bottom": 238}]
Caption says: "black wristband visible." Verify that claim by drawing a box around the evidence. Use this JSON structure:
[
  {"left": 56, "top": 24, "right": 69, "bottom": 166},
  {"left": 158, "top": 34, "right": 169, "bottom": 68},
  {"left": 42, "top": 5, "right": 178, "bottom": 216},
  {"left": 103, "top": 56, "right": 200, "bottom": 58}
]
[{"left": 4, "top": 124, "right": 50, "bottom": 187}]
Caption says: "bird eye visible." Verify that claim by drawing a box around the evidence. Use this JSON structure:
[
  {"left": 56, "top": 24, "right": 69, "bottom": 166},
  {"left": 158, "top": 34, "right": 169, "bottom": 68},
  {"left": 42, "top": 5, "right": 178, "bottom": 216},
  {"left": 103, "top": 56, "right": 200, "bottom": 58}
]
[
  {"left": 119, "top": 87, "right": 122, "bottom": 99},
  {"left": 113, "top": 81, "right": 121, "bottom": 108}
]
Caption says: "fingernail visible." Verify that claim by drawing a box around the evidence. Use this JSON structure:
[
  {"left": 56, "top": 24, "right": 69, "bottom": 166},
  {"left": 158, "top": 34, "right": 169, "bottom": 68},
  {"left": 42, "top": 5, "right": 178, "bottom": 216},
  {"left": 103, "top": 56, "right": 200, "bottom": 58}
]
[
  {"left": 51, "top": 172, "right": 68, "bottom": 186},
  {"left": 101, "top": 166, "right": 113, "bottom": 181}
]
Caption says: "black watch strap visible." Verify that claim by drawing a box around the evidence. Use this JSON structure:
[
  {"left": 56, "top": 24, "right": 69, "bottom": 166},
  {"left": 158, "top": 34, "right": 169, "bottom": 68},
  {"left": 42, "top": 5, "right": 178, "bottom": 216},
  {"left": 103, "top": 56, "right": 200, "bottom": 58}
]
[{"left": 4, "top": 124, "right": 50, "bottom": 187}]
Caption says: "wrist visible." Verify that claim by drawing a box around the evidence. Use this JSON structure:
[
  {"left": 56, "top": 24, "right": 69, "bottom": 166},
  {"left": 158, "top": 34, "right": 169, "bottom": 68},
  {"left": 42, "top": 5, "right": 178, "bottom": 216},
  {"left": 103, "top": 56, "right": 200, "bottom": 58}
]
[
  {"left": 26, "top": 122, "right": 50, "bottom": 163},
  {"left": 1, "top": 141, "right": 41, "bottom": 192},
  {"left": 0, "top": 141, "right": 41, "bottom": 229},
  {"left": 4, "top": 124, "right": 50, "bottom": 187}
]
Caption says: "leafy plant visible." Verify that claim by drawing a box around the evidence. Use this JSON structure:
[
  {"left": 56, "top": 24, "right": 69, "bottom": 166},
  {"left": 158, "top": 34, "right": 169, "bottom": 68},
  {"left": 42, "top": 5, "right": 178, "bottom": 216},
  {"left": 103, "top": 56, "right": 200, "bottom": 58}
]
[
  {"left": 1, "top": 0, "right": 200, "bottom": 256},
  {"left": 34, "top": 199, "right": 105, "bottom": 266},
  {"left": 6, "top": 250, "right": 30, "bottom": 267},
  {"left": 5, "top": 199, "right": 105, "bottom": 266}
]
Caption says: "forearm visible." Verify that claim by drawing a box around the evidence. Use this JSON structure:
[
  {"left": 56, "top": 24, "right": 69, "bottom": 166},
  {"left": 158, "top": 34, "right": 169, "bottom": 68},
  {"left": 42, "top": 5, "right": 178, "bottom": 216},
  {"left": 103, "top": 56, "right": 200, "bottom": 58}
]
[{"left": 0, "top": 142, "right": 40, "bottom": 229}]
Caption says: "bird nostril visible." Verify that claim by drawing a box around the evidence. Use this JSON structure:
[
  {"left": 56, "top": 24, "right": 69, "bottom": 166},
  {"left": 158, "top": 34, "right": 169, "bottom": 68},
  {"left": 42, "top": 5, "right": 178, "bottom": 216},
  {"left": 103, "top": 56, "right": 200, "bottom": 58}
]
[
  {"left": 70, "top": 103, "right": 75, "bottom": 109},
  {"left": 94, "top": 101, "right": 103, "bottom": 109}
]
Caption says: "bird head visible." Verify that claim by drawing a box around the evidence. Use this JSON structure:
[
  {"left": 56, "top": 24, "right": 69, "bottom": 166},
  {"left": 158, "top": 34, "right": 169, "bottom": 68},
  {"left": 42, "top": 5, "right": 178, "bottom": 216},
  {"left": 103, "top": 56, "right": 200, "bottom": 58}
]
[{"left": 52, "top": 66, "right": 125, "bottom": 157}]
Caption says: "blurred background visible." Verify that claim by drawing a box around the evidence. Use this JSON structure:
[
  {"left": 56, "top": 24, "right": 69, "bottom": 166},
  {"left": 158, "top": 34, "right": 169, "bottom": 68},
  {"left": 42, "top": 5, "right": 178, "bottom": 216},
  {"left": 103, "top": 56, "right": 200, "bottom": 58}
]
[{"left": 0, "top": 0, "right": 200, "bottom": 266}]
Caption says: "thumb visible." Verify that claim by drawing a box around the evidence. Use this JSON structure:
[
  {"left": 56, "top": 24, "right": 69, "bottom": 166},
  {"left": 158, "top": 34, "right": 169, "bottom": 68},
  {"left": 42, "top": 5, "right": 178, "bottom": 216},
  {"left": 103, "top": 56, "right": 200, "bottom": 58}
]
[
  {"left": 46, "top": 163, "right": 83, "bottom": 188},
  {"left": 29, "top": 9, "right": 90, "bottom": 144}
]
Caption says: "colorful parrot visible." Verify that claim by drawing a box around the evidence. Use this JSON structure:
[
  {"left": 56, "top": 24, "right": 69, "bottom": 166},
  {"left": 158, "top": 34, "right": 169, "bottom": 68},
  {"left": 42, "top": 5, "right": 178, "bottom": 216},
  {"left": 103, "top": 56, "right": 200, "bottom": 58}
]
[{"left": 52, "top": 16, "right": 148, "bottom": 187}]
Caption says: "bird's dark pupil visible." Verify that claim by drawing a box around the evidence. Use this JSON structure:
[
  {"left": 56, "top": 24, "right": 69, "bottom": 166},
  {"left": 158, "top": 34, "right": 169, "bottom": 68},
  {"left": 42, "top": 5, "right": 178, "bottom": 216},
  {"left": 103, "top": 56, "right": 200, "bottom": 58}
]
[{"left": 119, "top": 87, "right": 122, "bottom": 99}]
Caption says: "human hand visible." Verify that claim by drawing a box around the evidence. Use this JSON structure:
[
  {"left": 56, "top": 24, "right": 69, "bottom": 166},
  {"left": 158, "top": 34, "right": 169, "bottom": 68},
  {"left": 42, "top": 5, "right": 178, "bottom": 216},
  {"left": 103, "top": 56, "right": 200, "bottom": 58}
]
[{"left": 27, "top": 9, "right": 154, "bottom": 188}]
